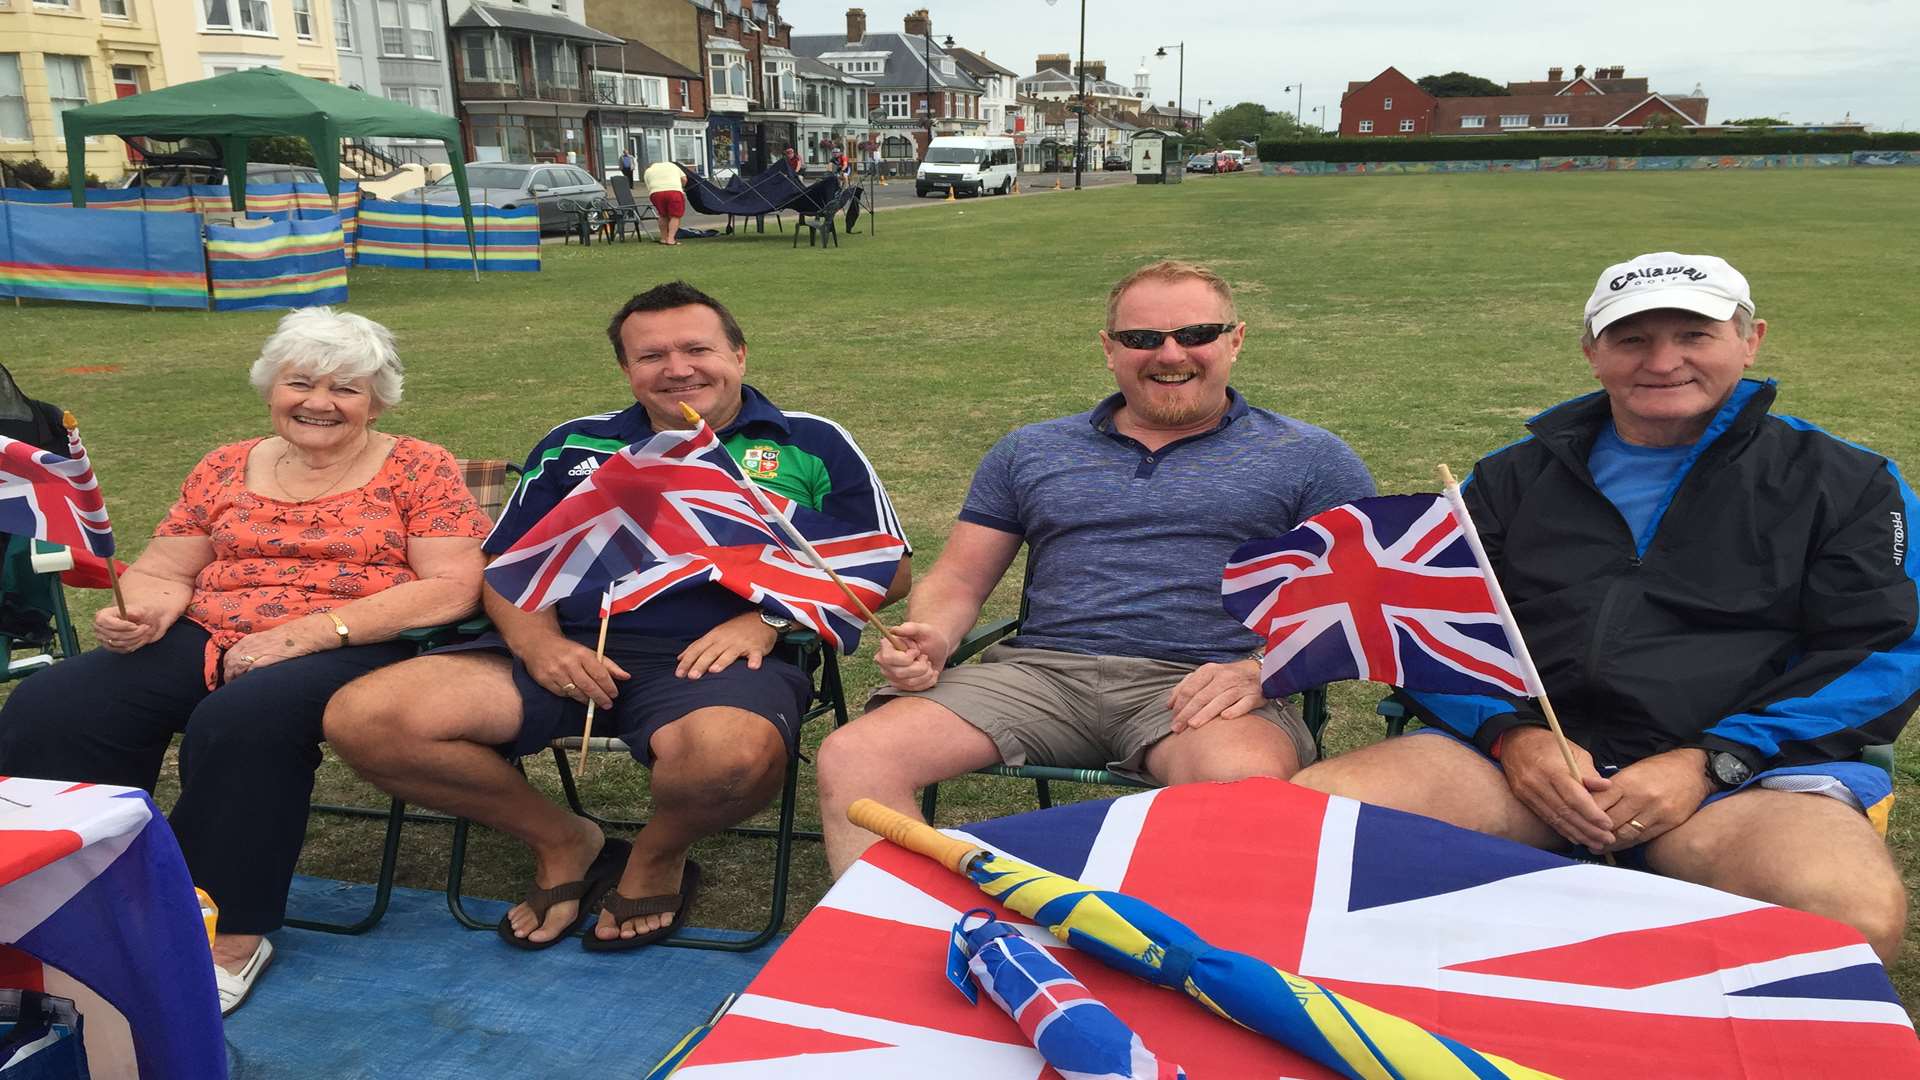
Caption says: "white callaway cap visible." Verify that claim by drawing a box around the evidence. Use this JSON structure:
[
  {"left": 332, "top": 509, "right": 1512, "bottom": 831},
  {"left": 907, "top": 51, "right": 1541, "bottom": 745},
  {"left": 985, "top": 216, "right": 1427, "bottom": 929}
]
[{"left": 1584, "top": 252, "right": 1754, "bottom": 336}]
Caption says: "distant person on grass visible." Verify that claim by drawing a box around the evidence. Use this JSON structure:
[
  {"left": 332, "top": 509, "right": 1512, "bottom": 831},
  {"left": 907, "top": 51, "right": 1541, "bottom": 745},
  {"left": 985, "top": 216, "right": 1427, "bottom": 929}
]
[
  {"left": 1294, "top": 252, "right": 1918, "bottom": 964},
  {"left": 644, "top": 158, "right": 688, "bottom": 246},
  {"left": 326, "top": 282, "right": 911, "bottom": 951},
  {"left": 817, "top": 259, "right": 1376, "bottom": 877}
]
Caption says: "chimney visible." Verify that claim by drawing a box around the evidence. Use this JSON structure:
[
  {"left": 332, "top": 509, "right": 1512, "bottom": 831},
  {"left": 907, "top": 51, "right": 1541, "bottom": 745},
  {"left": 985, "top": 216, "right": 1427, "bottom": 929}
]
[
  {"left": 846, "top": 7, "right": 864, "bottom": 43},
  {"left": 1574, "top": 64, "right": 1586, "bottom": 79},
  {"left": 1547, "top": 66, "right": 1563, "bottom": 82},
  {"left": 903, "top": 8, "right": 930, "bottom": 39},
  {"left": 1037, "top": 52, "right": 1069, "bottom": 74},
  {"left": 1075, "top": 60, "right": 1105, "bottom": 82}
]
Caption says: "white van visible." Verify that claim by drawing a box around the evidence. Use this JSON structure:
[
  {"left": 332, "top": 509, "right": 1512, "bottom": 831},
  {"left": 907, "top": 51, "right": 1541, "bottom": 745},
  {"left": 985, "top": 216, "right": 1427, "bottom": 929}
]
[{"left": 916, "top": 136, "right": 1018, "bottom": 197}]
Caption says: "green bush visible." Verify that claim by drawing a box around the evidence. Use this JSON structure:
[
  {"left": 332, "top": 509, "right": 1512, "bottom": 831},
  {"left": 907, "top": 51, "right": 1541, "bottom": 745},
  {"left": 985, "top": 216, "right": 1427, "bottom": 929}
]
[
  {"left": 2, "top": 158, "right": 57, "bottom": 189},
  {"left": 1256, "top": 131, "right": 1920, "bottom": 163}
]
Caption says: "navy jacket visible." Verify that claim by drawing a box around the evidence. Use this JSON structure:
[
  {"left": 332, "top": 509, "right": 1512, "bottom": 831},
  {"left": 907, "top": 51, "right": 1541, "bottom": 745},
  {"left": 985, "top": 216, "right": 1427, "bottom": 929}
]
[{"left": 1405, "top": 378, "right": 1920, "bottom": 775}]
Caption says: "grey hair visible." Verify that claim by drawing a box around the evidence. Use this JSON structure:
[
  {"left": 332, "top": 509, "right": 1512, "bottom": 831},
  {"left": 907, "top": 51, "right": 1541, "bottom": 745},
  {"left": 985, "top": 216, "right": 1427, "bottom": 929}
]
[
  {"left": 1580, "top": 306, "right": 1758, "bottom": 349},
  {"left": 249, "top": 307, "right": 404, "bottom": 410}
]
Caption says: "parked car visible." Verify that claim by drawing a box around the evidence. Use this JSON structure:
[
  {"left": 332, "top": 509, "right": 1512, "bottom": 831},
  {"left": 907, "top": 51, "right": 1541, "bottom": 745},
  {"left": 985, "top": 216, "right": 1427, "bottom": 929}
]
[
  {"left": 1217, "top": 149, "right": 1249, "bottom": 171},
  {"left": 117, "top": 161, "right": 324, "bottom": 188},
  {"left": 1185, "top": 154, "right": 1216, "bottom": 173},
  {"left": 390, "top": 162, "right": 605, "bottom": 234},
  {"left": 915, "top": 135, "right": 1018, "bottom": 197},
  {"left": 1102, "top": 153, "right": 1127, "bottom": 171},
  {"left": 1214, "top": 153, "right": 1242, "bottom": 173}
]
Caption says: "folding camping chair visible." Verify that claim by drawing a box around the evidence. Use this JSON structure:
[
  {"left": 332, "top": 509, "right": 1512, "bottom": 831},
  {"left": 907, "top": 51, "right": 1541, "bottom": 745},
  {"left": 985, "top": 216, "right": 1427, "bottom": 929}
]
[
  {"left": 918, "top": 569, "right": 1329, "bottom": 820},
  {"left": 791, "top": 185, "right": 857, "bottom": 250},
  {"left": 289, "top": 459, "right": 518, "bottom": 935},
  {"left": 444, "top": 630, "right": 852, "bottom": 952},
  {"left": 608, "top": 175, "right": 658, "bottom": 242},
  {"left": 0, "top": 537, "right": 82, "bottom": 683}
]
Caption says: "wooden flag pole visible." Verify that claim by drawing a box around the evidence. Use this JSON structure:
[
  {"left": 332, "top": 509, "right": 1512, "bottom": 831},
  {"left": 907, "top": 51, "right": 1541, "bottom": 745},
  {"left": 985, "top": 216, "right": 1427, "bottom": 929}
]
[
  {"left": 62, "top": 412, "right": 126, "bottom": 619},
  {"left": 1436, "top": 464, "right": 1583, "bottom": 785},
  {"left": 678, "top": 403, "right": 907, "bottom": 654},
  {"left": 576, "top": 596, "right": 613, "bottom": 776}
]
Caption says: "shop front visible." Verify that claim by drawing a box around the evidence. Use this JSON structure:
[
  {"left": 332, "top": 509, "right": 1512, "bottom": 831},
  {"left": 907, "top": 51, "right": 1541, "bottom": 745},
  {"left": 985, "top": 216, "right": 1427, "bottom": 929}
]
[
  {"left": 593, "top": 107, "right": 677, "bottom": 178},
  {"left": 467, "top": 102, "right": 590, "bottom": 166},
  {"left": 707, "top": 114, "right": 745, "bottom": 178},
  {"left": 740, "top": 118, "right": 799, "bottom": 176}
]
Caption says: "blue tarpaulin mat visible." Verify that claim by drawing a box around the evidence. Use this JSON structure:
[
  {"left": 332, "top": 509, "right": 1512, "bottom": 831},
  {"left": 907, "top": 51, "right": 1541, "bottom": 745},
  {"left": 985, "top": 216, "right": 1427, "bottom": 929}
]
[
  {"left": 683, "top": 162, "right": 841, "bottom": 217},
  {"left": 222, "top": 878, "right": 773, "bottom": 1079}
]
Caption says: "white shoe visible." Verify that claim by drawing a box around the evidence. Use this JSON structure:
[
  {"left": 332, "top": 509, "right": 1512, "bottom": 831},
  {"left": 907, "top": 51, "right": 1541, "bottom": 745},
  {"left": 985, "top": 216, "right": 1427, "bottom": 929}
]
[{"left": 214, "top": 938, "right": 273, "bottom": 1017}]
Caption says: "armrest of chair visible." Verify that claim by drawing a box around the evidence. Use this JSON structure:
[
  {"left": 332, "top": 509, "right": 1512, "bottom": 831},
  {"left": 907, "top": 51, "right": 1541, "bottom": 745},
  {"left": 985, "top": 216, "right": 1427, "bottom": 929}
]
[
  {"left": 28, "top": 540, "right": 73, "bottom": 575},
  {"left": 397, "top": 615, "right": 493, "bottom": 652},
  {"left": 946, "top": 616, "right": 1019, "bottom": 668}
]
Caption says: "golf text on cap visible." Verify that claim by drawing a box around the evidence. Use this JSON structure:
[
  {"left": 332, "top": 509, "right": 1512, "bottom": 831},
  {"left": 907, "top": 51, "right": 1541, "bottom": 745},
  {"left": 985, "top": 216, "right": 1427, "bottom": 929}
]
[{"left": 1609, "top": 265, "right": 1710, "bottom": 291}]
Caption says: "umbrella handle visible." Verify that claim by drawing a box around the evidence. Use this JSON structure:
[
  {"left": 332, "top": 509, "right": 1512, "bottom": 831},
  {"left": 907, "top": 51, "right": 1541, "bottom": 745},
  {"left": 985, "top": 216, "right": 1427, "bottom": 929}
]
[{"left": 848, "top": 799, "right": 983, "bottom": 875}]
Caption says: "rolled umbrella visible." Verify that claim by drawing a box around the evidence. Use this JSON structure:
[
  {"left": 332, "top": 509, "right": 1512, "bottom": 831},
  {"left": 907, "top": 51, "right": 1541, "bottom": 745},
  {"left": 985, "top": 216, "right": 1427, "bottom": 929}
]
[
  {"left": 950, "top": 908, "right": 1186, "bottom": 1080},
  {"left": 851, "top": 799, "right": 1558, "bottom": 1080}
]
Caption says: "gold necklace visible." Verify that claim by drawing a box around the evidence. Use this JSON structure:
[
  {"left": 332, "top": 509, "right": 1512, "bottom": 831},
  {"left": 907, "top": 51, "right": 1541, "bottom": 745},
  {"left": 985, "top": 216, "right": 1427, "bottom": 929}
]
[{"left": 273, "top": 435, "right": 369, "bottom": 503}]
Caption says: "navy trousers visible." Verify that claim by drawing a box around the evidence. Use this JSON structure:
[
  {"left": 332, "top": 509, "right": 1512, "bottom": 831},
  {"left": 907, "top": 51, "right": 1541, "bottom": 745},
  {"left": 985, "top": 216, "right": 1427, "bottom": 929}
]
[{"left": 0, "top": 621, "right": 412, "bottom": 934}]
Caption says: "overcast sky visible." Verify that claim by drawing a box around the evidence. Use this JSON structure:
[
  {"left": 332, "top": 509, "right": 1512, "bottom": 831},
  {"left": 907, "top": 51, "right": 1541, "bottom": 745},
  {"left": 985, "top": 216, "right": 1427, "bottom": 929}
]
[{"left": 776, "top": 0, "right": 1918, "bottom": 130}]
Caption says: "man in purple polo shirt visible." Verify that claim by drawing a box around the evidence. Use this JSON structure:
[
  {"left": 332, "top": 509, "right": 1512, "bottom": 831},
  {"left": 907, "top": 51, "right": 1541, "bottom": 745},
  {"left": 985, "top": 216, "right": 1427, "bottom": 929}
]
[{"left": 818, "top": 259, "right": 1375, "bottom": 877}]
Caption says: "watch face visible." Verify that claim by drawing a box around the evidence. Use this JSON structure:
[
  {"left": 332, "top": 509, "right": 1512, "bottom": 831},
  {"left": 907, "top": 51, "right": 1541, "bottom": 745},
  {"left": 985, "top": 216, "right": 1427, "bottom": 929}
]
[{"left": 1710, "top": 752, "right": 1751, "bottom": 787}]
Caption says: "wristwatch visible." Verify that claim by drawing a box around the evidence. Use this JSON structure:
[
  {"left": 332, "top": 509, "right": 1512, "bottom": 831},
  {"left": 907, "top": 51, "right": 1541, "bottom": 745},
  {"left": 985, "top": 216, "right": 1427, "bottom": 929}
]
[
  {"left": 325, "top": 611, "right": 351, "bottom": 648},
  {"left": 758, "top": 612, "right": 794, "bottom": 632},
  {"left": 1706, "top": 750, "right": 1752, "bottom": 790}
]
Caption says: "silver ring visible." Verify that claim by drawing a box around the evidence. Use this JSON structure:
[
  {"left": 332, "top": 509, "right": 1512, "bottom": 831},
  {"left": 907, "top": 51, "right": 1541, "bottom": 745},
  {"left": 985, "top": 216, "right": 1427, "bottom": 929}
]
[{"left": 240, "top": 655, "right": 257, "bottom": 666}]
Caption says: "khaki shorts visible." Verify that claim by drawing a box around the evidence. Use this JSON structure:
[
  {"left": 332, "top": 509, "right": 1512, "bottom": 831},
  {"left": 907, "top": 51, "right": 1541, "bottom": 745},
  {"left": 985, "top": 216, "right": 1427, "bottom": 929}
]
[{"left": 864, "top": 643, "right": 1316, "bottom": 784}]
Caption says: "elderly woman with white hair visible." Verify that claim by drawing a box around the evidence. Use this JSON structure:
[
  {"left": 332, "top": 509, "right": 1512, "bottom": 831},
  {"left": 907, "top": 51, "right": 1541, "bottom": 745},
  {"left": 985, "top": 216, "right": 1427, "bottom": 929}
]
[{"left": 0, "top": 307, "right": 489, "bottom": 1014}]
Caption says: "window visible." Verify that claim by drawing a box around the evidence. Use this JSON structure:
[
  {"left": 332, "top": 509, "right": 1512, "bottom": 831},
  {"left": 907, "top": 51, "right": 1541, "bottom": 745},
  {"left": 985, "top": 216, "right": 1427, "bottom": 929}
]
[
  {"left": 33, "top": 0, "right": 74, "bottom": 8},
  {"left": 883, "top": 134, "right": 911, "bottom": 158},
  {"left": 377, "top": 0, "right": 404, "bottom": 55},
  {"left": 101, "top": 0, "right": 129, "bottom": 17},
  {"left": 1544, "top": 113, "right": 1569, "bottom": 127},
  {"left": 45, "top": 55, "right": 90, "bottom": 134},
  {"left": 0, "top": 55, "right": 28, "bottom": 141},
  {"left": 881, "top": 91, "right": 908, "bottom": 119},
  {"left": 672, "top": 124, "right": 702, "bottom": 165},
  {"left": 712, "top": 6, "right": 721, "bottom": 29},
  {"left": 729, "top": 59, "right": 746, "bottom": 97},
  {"left": 386, "top": 86, "right": 410, "bottom": 104},
  {"left": 334, "top": 0, "right": 353, "bottom": 50},
  {"left": 415, "top": 86, "right": 440, "bottom": 113},
  {"left": 1358, "top": 119, "right": 1373, "bottom": 133},
  {"left": 406, "top": 1, "right": 434, "bottom": 58},
  {"left": 534, "top": 40, "right": 577, "bottom": 89},
  {"left": 204, "top": 0, "right": 270, "bottom": 32},
  {"left": 1460, "top": 114, "right": 1484, "bottom": 128},
  {"left": 679, "top": 79, "right": 690, "bottom": 110},
  {"left": 1383, "top": 96, "right": 1392, "bottom": 110},
  {"left": 1399, "top": 119, "right": 1414, "bottom": 132},
  {"left": 293, "top": 0, "right": 314, "bottom": 38},
  {"left": 462, "top": 32, "right": 509, "bottom": 82},
  {"left": 1499, "top": 113, "right": 1528, "bottom": 127},
  {"left": 709, "top": 53, "right": 725, "bottom": 95}
]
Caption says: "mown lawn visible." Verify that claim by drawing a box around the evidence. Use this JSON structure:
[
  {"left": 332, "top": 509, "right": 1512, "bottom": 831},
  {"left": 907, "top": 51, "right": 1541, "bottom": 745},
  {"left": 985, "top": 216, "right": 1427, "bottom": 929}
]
[{"left": 5, "top": 164, "right": 1917, "bottom": 1008}]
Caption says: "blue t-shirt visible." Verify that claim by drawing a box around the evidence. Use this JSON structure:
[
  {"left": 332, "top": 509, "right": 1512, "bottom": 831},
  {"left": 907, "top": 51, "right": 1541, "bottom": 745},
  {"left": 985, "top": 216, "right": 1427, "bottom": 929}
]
[
  {"left": 1587, "top": 423, "right": 1693, "bottom": 551},
  {"left": 486, "top": 385, "right": 908, "bottom": 639},
  {"left": 959, "top": 389, "right": 1377, "bottom": 665}
]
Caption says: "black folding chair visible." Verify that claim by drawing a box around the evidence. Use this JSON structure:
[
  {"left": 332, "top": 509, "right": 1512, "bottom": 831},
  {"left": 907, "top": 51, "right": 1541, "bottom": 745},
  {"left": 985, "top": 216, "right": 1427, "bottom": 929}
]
[
  {"left": 608, "top": 176, "right": 657, "bottom": 242},
  {"left": 792, "top": 185, "right": 857, "bottom": 250}
]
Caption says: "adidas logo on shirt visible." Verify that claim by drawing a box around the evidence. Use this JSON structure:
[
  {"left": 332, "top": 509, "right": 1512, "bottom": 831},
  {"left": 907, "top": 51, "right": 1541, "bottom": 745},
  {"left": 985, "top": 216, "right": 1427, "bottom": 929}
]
[{"left": 567, "top": 458, "right": 602, "bottom": 477}]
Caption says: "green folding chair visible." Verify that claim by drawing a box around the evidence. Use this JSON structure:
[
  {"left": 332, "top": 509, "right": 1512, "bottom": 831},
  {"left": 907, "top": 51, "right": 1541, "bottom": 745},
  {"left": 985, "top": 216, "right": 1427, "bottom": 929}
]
[{"left": 0, "top": 536, "right": 83, "bottom": 681}]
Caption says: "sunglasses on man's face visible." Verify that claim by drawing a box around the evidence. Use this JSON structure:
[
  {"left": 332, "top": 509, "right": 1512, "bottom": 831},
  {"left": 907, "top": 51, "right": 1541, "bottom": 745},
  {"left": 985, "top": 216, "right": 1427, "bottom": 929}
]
[{"left": 1107, "top": 323, "right": 1237, "bottom": 351}]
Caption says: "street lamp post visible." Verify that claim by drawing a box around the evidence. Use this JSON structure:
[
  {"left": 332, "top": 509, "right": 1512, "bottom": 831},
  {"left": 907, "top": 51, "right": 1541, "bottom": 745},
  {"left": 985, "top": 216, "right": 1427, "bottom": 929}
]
[
  {"left": 1283, "top": 82, "right": 1304, "bottom": 131},
  {"left": 1045, "top": 0, "right": 1089, "bottom": 191},
  {"left": 921, "top": 16, "right": 933, "bottom": 156},
  {"left": 1312, "top": 104, "right": 1326, "bottom": 134},
  {"left": 1154, "top": 42, "right": 1185, "bottom": 134}
]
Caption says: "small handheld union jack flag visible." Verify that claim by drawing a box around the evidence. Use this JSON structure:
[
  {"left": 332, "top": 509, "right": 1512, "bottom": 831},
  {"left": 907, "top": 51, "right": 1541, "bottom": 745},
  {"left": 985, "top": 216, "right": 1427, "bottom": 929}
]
[
  {"left": 0, "top": 421, "right": 114, "bottom": 558},
  {"left": 1223, "top": 493, "right": 1543, "bottom": 700},
  {"left": 486, "top": 418, "right": 904, "bottom": 653}
]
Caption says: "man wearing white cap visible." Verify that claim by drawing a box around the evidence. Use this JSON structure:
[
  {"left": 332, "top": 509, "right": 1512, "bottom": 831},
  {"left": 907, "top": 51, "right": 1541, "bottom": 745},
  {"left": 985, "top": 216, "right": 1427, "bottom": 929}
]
[{"left": 1297, "top": 252, "right": 1917, "bottom": 964}]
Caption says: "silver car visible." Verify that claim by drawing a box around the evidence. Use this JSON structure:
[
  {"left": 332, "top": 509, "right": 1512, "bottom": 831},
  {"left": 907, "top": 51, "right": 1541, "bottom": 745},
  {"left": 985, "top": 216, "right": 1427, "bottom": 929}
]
[
  {"left": 117, "top": 162, "right": 324, "bottom": 188},
  {"left": 392, "top": 162, "right": 604, "bottom": 234}
]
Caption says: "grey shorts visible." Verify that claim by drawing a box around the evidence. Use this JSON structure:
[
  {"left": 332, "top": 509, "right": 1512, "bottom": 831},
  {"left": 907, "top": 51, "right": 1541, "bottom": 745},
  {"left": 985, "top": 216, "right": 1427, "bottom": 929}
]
[{"left": 864, "top": 643, "right": 1317, "bottom": 783}]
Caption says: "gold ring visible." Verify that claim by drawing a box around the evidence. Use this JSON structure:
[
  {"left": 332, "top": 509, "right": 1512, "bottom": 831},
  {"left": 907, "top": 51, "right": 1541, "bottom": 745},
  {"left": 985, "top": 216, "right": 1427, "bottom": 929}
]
[
  {"left": 562, "top": 682, "right": 578, "bottom": 694},
  {"left": 1626, "top": 818, "right": 1647, "bottom": 831},
  {"left": 240, "top": 655, "right": 257, "bottom": 665}
]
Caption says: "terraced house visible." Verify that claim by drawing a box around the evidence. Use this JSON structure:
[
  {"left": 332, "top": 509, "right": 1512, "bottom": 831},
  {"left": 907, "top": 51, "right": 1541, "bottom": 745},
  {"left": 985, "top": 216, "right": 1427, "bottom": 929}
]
[
  {"left": 0, "top": 0, "right": 169, "bottom": 181},
  {"left": 791, "top": 7, "right": 983, "bottom": 165}
]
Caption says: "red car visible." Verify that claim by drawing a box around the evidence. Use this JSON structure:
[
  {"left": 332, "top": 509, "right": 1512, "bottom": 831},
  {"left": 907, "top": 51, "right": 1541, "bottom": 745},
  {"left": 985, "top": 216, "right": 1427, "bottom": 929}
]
[{"left": 1214, "top": 153, "right": 1241, "bottom": 173}]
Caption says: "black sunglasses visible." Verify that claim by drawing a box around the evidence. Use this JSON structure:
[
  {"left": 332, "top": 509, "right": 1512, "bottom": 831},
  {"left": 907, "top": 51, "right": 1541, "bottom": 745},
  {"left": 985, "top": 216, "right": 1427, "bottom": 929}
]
[{"left": 1107, "top": 323, "right": 1237, "bottom": 350}]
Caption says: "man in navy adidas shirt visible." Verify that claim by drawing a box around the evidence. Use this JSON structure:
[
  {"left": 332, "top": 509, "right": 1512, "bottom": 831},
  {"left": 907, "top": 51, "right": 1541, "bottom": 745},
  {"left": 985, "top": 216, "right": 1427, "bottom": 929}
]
[
  {"left": 328, "top": 282, "right": 909, "bottom": 951},
  {"left": 1297, "top": 253, "right": 1917, "bottom": 964}
]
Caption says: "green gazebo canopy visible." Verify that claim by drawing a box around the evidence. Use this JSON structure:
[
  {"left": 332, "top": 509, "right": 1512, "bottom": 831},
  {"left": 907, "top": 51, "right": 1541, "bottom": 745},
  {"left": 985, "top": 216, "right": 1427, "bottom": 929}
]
[{"left": 60, "top": 68, "right": 475, "bottom": 256}]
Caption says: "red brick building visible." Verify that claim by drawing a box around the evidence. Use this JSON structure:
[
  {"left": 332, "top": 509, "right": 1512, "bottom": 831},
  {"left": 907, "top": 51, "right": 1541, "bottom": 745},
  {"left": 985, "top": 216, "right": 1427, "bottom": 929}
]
[{"left": 1340, "top": 64, "right": 1708, "bottom": 138}]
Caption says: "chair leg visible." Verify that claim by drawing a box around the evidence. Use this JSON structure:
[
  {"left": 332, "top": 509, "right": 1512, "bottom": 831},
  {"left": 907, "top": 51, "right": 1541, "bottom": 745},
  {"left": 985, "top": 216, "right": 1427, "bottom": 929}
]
[
  {"left": 285, "top": 797, "right": 406, "bottom": 935},
  {"left": 661, "top": 753, "right": 800, "bottom": 953},
  {"left": 1034, "top": 778, "right": 1053, "bottom": 810},
  {"left": 444, "top": 814, "right": 494, "bottom": 930},
  {"left": 920, "top": 782, "right": 940, "bottom": 822}
]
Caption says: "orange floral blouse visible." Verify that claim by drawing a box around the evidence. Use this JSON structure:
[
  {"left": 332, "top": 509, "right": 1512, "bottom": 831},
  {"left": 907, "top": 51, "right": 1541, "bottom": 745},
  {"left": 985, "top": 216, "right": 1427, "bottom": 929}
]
[{"left": 154, "top": 435, "right": 492, "bottom": 688}]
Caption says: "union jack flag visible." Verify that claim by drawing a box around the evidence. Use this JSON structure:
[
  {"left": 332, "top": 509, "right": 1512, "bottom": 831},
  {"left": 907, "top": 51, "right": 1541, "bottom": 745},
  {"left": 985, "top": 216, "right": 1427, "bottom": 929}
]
[
  {"left": 0, "top": 429, "right": 114, "bottom": 558},
  {"left": 673, "top": 779, "right": 1919, "bottom": 1078},
  {"left": 0, "top": 777, "right": 224, "bottom": 1079},
  {"left": 485, "top": 420, "right": 904, "bottom": 653},
  {"left": 1223, "top": 493, "right": 1532, "bottom": 699}
]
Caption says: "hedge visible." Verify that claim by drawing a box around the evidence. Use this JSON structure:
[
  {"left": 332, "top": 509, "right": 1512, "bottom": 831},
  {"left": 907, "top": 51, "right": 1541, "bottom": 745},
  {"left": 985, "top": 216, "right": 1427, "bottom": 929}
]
[{"left": 1255, "top": 131, "right": 1920, "bottom": 163}]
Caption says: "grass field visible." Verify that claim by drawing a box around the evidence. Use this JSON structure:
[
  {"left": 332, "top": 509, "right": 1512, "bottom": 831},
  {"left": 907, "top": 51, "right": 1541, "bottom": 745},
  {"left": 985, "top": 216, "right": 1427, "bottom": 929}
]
[{"left": 5, "top": 165, "right": 1918, "bottom": 1007}]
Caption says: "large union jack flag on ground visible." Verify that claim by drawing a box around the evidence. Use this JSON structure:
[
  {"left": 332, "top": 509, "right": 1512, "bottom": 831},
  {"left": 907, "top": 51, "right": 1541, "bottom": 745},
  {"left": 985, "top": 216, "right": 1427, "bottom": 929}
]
[
  {"left": 484, "top": 420, "right": 904, "bottom": 652},
  {"left": 0, "top": 429, "right": 114, "bottom": 558},
  {"left": 673, "top": 779, "right": 1919, "bottom": 1078},
  {"left": 1224, "top": 493, "right": 1531, "bottom": 699}
]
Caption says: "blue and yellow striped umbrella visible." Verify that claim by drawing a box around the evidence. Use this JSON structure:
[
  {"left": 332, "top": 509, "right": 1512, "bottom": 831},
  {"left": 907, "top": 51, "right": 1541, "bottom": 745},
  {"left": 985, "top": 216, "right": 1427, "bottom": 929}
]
[{"left": 851, "top": 799, "right": 1558, "bottom": 1080}]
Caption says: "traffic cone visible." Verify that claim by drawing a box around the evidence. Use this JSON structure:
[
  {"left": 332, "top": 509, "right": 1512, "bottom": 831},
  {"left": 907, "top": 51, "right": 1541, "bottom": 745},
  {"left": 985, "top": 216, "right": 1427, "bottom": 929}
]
[
  {"left": 945, "top": 185, "right": 957, "bottom": 201},
  {"left": 1052, "top": 176, "right": 1062, "bottom": 190},
  {"left": 1012, "top": 179, "right": 1020, "bottom": 194},
  {"left": 878, "top": 173, "right": 888, "bottom": 186}
]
